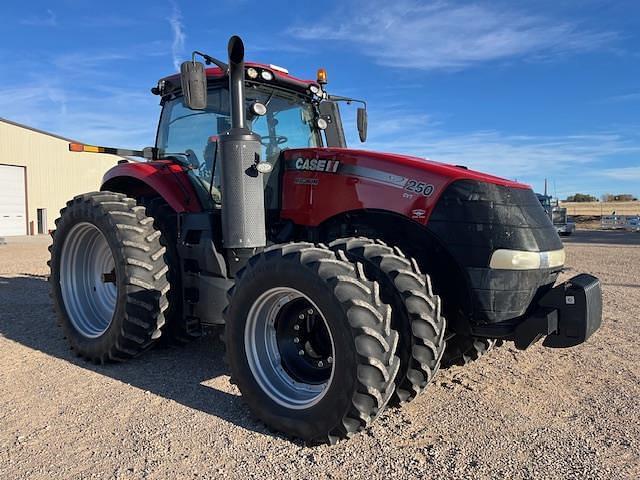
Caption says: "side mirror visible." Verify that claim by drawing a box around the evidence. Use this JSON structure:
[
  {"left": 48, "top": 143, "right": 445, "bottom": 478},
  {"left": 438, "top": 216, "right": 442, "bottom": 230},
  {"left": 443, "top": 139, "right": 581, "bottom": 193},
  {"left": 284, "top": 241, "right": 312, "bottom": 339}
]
[
  {"left": 357, "top": 107, "right": 368, "bottom": 142},
  {"left": 180, "top": 61, "right": 207, "bottom": 110}
]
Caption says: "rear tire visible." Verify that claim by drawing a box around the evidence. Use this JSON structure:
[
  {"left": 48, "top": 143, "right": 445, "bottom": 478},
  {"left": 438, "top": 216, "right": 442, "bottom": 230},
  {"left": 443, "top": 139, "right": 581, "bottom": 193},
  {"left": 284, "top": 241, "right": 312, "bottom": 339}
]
[
  {"left": 224, "top": 242, "right": 400, "bottom": 445},
  {"left": 329, "top": 237, "right": 446, "bottom": 404},
  {"left": 49, "top": 192, "right": 170, "bottom": 362}
]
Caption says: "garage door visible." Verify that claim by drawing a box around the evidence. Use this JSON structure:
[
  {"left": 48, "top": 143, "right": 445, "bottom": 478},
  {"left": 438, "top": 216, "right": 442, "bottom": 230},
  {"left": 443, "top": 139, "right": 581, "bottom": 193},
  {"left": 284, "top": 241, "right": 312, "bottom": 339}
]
[{"left": 0, "top": 164, "right": 27, "bottom": 236}]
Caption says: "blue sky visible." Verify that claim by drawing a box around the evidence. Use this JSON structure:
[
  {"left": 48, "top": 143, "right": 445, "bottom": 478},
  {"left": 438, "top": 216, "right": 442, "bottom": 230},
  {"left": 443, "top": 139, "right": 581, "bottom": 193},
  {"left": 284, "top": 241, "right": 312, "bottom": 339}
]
[{"left": 1, "top": 0, "right": 639, "bottom": 198}]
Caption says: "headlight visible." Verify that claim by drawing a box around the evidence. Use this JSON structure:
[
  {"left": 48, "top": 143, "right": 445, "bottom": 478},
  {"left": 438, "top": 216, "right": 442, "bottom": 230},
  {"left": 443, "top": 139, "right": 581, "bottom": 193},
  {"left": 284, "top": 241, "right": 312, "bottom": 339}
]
[
  {"left": 489, "top": 249, "right": 565, "bottom": 270},
  {"left": 251, "top": 102, "right": 267, "bottom": 116},
  {"left": 260, "top": 70, "right": 273, "bottom": 81},
  {"left": 246, "top": 67, "right": 258, "bottom": 79},
  {"left": 309, "top": 84, "right": 320, "bottom": 95},
  {"left": 316, "top": 118, "right": 328, "bottom": 130}
]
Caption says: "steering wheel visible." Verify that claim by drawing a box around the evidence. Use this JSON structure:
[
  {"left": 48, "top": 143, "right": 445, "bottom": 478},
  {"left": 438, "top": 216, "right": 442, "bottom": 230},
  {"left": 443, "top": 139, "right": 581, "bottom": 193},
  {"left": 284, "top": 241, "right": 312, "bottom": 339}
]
[{"left": 260, "top": 135, "right": 288, "bottom": 147}]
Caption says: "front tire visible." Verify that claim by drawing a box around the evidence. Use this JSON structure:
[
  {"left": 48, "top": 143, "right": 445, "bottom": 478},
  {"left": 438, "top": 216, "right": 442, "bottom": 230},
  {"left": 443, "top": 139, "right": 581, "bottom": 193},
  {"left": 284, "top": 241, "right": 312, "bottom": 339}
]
[
  {"left": 224, "top": 243, "right": 400, "bottom": 445},
  {"left": 49, "top": 192, "right": 170, "bottom": 362}
]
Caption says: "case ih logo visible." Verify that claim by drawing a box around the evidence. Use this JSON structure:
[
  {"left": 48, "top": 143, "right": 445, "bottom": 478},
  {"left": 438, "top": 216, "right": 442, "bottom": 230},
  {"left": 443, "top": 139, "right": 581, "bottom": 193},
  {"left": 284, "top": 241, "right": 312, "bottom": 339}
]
[
  {"left": 295, "top": 157, "right": 340, "bottom": 173},
  {"left": 411, "top": 209, "right": 426, "bottom": 219}
]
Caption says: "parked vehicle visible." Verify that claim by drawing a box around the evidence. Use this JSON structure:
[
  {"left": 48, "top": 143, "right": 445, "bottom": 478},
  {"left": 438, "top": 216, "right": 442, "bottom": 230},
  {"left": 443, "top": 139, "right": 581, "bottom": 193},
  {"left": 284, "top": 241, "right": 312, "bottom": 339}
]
[
  {"left": 49, "top": 36, "right": 602, "bottom": 444},
  {"left": 601, "top": 215, "right": 629, "bottom": 230},
  {"left": 537, "top": 193, "right": 575, "bottom": 236},
  {"left": 625, "top": 216, "right": 640, "bottom": 232}
]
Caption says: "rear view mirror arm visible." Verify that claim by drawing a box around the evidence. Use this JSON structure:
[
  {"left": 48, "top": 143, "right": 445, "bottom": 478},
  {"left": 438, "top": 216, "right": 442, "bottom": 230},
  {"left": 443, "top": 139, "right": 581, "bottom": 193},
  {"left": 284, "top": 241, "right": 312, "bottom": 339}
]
[
  {"left": 328, "top": 95, "right": 368, "bottom": 143},
  {"left": 192, "top": 51, "right": 228, "bottom": 73},
  {"left": 328, "top": 95, "right": 367, "bottom": 110}
]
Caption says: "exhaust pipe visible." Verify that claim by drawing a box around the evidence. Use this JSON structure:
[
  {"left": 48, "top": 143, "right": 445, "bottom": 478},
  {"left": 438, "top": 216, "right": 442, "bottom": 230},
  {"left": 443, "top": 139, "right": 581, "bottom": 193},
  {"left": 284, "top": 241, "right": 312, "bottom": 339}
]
[
  {"left": 218, "top": 35, "right": 266, "bottom": 274},
  {"left": 228, "top": 36, "right": 246, "bottom": 130}
]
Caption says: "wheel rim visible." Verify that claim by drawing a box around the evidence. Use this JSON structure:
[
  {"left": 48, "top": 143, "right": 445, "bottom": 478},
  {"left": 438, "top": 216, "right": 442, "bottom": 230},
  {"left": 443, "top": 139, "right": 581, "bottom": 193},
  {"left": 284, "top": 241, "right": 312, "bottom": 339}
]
[
  {"left": 60, "top": 222, "right": 117, "bottom": 338},
  {"left": 245, "top": 287, "right": 335, "bottom": 409}
]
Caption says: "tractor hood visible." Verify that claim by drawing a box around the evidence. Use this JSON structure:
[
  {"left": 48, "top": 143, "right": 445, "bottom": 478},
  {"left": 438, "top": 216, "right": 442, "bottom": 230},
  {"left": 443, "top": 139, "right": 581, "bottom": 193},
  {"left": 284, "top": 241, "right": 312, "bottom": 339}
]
[
  {"left": 282, "top": 147, "right": 528, "bottom": 201},
  {"left": 281, "top": 146, "right": 536, "bottom": 229},
  {"left": 281, "top": 146, "right": 562, "bottom": 326}
]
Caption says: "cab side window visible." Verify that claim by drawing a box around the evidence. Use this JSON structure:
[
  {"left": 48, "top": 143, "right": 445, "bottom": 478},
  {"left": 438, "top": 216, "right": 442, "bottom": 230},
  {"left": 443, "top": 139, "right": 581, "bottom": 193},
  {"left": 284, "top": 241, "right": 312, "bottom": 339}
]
[{"left": 157, "top": 89, "right": 231, "bottom": 199}]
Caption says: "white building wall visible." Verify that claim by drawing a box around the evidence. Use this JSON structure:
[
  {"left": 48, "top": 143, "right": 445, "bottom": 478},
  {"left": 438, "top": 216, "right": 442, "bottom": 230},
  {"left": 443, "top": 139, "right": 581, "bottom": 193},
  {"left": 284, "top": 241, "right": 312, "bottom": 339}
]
[{"left": 0, "top": 119, "right": 121, "bottom": 234}]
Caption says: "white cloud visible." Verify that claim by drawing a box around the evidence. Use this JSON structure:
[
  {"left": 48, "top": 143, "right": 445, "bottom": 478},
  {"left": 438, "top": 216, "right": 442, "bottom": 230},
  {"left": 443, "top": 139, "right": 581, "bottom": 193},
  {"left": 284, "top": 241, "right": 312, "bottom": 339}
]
[
  {"left": 169, "top": 2, "right": 186, "bottom": 71},
  {"left": 77, "top": 15, "right": 141, "bottom": 28},
  {"left": 0, "top": 83, "right": 157, "bottom": 147},
  {"left": 289, "top": 1, "right": 616, "bottom": 71},
  {"left": 601, "top": 166, "right": 640, "bottom": 181},
  {"left": 340, "top": 105, "right": 640, "bottom": 196},
  {"left": 0, "top": 38, "right": 171, "bottom": 149},
  {"left": 52, "top": 52, "right": 132, "bottom": 71},
  {"left": 605, "top": 92, "right": 640, "bottom": 103},
  {"left": 365, "top": 130, "right": 634, "bottom": 177},
  {"left": 21, "top": 9, "right": 57, "bottom": 27}
]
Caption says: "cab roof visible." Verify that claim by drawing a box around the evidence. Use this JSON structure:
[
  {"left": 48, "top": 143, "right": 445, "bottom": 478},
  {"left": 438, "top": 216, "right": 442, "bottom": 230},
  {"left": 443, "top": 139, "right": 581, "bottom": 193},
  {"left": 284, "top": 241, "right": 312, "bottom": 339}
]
[{"left": 155, "top": 62, "right": 319, "bottom": 98}]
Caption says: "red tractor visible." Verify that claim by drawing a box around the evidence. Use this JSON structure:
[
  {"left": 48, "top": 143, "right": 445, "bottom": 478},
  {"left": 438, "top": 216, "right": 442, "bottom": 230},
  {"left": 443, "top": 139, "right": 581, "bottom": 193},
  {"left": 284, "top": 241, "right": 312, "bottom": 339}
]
[{"left": 49, "top": 36, "right": 602, "bottom": 444}]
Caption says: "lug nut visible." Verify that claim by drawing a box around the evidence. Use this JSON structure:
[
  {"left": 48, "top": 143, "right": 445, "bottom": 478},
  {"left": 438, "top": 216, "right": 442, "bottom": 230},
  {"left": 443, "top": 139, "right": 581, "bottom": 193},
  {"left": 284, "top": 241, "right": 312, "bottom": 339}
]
[
  {"left": 318, "top": 361, "right": 324, "bottom": 367},
  {"left": 307, "top": 309, "right": 314, "bottom": 315},
  {"left": 298, "top": 350, "right": 305, "bottom": 356},
  {"left": 298, "top": 314, "right": 305, "bottom": 320},
  {"left": 293, "top": 337, "right": 300, "bottom": 343},
  {"left": 293, "top": 324, "right": 300, "bottom": 331},
  {"left": 327, "top": 356, "right": 333, "bottom": 364}
]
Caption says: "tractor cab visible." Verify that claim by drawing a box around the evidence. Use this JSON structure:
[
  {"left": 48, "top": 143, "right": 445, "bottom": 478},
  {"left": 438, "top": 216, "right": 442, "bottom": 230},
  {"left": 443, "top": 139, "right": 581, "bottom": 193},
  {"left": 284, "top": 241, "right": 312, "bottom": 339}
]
[{"left": 152, "top": 63, "right": 355, "bottom": 210}]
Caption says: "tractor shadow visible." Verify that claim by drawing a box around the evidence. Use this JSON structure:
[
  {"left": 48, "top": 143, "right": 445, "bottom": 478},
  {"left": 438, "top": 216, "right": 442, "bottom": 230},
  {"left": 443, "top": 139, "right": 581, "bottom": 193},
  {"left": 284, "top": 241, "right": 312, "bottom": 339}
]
[{"left": 0, "top": 274, "right": 275, "bottom": 439}]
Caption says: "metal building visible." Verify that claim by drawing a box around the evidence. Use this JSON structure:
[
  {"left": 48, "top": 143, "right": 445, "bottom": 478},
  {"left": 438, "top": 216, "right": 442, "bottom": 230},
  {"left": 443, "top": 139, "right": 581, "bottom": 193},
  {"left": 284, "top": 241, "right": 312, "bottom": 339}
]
[{"left": 0, "top": 118, "right": 120, "bottom": 236}]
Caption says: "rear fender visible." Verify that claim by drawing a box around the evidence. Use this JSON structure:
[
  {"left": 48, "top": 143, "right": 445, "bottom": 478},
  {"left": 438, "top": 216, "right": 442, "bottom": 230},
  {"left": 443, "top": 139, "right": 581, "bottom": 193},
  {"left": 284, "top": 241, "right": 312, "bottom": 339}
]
[{"left": 101, "top": 161, "right": 202, "bottom": 213}]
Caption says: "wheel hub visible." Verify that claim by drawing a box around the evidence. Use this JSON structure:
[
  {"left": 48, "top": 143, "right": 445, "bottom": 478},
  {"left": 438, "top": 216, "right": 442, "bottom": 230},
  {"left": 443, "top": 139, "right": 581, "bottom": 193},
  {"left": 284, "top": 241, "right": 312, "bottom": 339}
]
[
  {"left": 244, "top": 287, "right": 335, "bottom": 409},
  {"left": 275, "top": 301, "right": 333, "bottom": 385},
  {"left": 59, "top": 222, "right": 117, "bottom": 338}
]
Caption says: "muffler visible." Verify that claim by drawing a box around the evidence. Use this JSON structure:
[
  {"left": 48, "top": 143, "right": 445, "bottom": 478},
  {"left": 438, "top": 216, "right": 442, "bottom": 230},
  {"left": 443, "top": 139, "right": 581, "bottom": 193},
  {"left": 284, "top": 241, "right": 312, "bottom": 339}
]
[{"left": 218, "top": 36, "right": 266, "bottom": 272}]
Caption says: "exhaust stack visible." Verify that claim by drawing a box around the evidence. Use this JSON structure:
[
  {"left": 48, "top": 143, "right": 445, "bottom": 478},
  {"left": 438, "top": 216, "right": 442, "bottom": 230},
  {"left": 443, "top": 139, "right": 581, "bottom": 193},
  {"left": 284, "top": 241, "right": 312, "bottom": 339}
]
[
  {"left": 218, "top": 35, "right": 266, "bottom": 273},
  {"left": 228, "top": 37, "right": 246, "bottom": 130}
]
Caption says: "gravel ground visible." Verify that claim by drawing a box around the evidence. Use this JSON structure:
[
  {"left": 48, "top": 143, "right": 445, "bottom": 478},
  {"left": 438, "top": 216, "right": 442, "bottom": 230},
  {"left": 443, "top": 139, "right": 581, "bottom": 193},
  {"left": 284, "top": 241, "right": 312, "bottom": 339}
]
[{"left": 1, "top": 231, "right": 638, "bottom": 479}]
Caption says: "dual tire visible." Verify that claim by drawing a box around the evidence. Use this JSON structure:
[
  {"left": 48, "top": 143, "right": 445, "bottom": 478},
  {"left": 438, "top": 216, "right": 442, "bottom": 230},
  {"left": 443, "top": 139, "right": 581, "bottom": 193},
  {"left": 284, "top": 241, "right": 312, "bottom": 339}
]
[{"left": 224, "top": 240, "right": 446, "bottom": 444}]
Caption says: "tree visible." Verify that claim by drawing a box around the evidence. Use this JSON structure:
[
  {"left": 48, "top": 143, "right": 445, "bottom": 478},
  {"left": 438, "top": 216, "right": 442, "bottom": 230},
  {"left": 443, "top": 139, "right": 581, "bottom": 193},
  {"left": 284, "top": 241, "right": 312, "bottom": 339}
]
[
  {"left": 565, "top": 193, "right": 597, "bottom": 202},
  {"left": 601, "top": 193, "right": 637, "bottom": 202}
]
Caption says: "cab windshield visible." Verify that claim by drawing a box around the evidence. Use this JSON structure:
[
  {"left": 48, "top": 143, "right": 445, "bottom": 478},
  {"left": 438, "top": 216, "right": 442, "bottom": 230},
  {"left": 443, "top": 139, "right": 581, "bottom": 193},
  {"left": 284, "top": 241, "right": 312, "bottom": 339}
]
[
  {"left": 156, "top": 85, "right": 321, "bottom": 203},
  {"left": 537, "top": 194, "right": 552, "bottom": 211}
]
